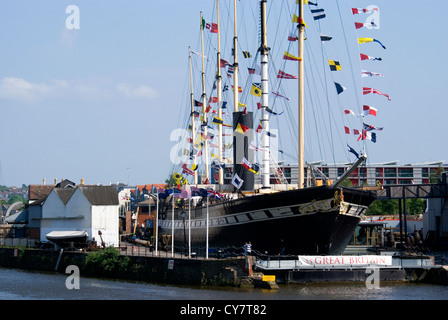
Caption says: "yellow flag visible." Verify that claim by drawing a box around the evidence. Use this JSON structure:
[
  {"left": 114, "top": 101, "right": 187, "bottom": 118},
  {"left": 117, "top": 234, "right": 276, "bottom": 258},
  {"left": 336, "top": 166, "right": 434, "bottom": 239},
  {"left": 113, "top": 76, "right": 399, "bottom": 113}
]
[
  {"left": 358, "top": 37, "right": 374, "bottom": 44},
  {"left": 283, "top": 51, "right": 302, "bottom": 61},
  {"left": 292, "top": 14, "right": 308, "bottom": 27},
  {"left": 173, "top": 172, "right": 182, "bottom": 183},
  {"left": 238, "top": 102, "right": 246, "bottom": 108},
  {"left": 235, "top": 123, "right": 249, "bottom": 135},
  {"left": 328, "top": 60, "right": 342, "bottom": 71},
  {"left": 250, "top": 83, "right": 262, "bottom": 97}
]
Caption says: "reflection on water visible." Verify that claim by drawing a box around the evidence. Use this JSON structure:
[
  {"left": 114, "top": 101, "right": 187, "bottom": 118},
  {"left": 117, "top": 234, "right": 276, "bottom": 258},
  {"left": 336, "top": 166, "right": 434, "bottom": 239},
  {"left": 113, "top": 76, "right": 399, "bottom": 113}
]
[{"left": 0, "top": 267, "right": 446, "bottom": 300}]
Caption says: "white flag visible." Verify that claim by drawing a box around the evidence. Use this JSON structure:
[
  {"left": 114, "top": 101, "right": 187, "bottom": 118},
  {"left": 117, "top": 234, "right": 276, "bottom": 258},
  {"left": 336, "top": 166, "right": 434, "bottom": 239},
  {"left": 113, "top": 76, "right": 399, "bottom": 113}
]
[{"left": 231, "top": 173, "right": 244, "bottom": 189}]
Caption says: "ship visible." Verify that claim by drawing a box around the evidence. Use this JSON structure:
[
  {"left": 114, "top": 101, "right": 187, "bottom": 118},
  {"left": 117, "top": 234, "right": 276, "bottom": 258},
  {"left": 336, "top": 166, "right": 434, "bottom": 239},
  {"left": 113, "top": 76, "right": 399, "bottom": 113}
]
[{"left": 156, "top": 0, "right": 378, "bottom": 256}]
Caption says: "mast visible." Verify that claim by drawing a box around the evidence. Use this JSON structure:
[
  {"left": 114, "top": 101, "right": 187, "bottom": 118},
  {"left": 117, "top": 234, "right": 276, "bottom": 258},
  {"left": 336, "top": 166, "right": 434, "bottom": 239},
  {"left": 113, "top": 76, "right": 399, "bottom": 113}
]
[
  {"left": 260, "top": 0, "right": 270, "bottom": 189},
  {"left": 188, "top": 47, "right": 198, "bottom": 185},
  {"left": 297, "top": 0, "right": 305, "bottom": 189},
  {"left": 200, "top": 11, "right": 210, "bottom": 183},
  {"left": 233, "top": 0, "right": 239, "bottom": 114},
  {"left": 216, "top": 0, "right": 224, "bottom": 185}
]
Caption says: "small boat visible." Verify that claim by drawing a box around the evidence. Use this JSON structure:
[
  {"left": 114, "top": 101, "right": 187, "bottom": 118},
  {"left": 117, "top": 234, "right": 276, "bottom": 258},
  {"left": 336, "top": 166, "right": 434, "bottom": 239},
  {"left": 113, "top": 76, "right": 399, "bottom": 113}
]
[{"left": 46, "top": 230, "right": 88, "bottom": 247}]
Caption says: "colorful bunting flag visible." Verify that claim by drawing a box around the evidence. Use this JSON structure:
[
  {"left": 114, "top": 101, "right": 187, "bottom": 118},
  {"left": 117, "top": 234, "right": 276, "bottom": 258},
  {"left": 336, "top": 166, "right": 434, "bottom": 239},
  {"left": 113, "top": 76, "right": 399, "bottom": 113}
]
[
  {"left": 328, "top": 60, "right": 342, "bottom": 71},
  {"left": 232, "top": 85, "right": 242, "bottom": 93},
  {"left": 311, "top": 8, "right": 326, "bottom": 20},
  {"left": 352, "top": 7, "right": 378, "bottom": 15},
  {"left": 363, "top": 87, "right": 391, "bottom": 101},
  {"left": 363, "top": 122, "right": 383, "bottom": 132},
  {"left": 272, "top": 91, "right": 290, "bottom": 100},
  {"left": 355, "top": 21, "right": 378, "bottom": 29},
  {"left": 358, "top": 38, "right": 386, "bottom": 49},
  {"left": 231, "top": 173, "right": 244, "bottom": 189},
  {"left": 250, "top": 83, "right": 262, "bottom": 97},
  {"left": 248, "top": 65, "right": 261, "bottom": 75},
  {"left": 347, "top": 145, "right": 360, "bottom": 159},
  {"left": 277, "top": 70, "right": 297, "bottom": 79},
  {"left": 360, "top": 53, "right": 382, "bottom": 61},
  {"left": 283, "top": 51, "right": 302, "bottom": 61},
  {"left": 242, "top": 51, "right": 251, "bottom": 58},
  {"left": 361, "top": 70, "right": 384, "bottom": 78},
  {"left": 357, "top": 130, "right": 377, "bottom": 143},
  {"left": 212, "top": 117, "right": 223, "bottom": 125},
  {"left": 235, "top": 123, "right": 249, "bottom": 134},
  {"left": 182, "top": 163, "right": 195, "bottom": 176},
  {"left": 335, "top": 82, "right": 346, "bottom": 94},
  {"left": 363, "top": 105, "right": 377, "bottom": 117},
  {"left": 288, "top": 33, "right": 298, "bottom": 41},
  {"left": 241, "top": 157, "right": 260, "bottom": 174},
  {"left": 320, "top": 33, "right": 332, "bottom": 42}
]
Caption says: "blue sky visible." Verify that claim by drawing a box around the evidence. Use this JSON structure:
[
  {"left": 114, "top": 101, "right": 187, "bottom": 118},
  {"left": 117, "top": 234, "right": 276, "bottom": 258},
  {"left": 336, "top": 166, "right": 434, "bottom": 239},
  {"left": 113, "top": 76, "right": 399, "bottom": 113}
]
[{"left": 0, "top": 0, "right": 447, "bottom": 187}]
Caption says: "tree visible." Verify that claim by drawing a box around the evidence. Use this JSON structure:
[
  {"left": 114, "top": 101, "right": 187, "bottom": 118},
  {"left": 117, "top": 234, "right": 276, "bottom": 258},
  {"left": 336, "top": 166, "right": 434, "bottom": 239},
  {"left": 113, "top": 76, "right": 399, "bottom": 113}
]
[
  {"left": 366, "top": 199, "right": 398, "bottom": 216},
  {"left": 8, "top": 195, "right": 26, "bottom": 205}
]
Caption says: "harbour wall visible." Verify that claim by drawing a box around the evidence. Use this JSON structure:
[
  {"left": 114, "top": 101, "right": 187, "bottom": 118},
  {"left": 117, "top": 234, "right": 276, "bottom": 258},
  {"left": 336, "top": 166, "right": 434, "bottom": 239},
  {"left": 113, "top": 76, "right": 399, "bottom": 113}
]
[{"left": 0, "top": 247, "right": 248, "bottom": 287}]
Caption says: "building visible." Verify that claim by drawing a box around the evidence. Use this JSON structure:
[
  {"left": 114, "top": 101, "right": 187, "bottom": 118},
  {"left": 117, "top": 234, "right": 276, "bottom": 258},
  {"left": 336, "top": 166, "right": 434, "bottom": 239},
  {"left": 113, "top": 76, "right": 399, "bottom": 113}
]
[
  {"left": 219, "top": 161, "right": 448, "bottom": 187},
  {"left": 40, "top": 185, "right": 119, "bottom": 247},
  {"left": 424, "top": 172, "right": 448, "bottom": 249}
]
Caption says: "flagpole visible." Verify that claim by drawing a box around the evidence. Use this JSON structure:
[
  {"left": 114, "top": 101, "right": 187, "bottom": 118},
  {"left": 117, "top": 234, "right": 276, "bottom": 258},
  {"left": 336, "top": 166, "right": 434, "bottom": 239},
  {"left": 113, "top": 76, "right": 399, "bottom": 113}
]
[
  {"left": 188, "top": 186, "right": 191, "bottom": 258},
  {"left": 200, "top": 11, "right": 210, "bottom": 183},
  {"left": 155, "top": 189, "right": 159, "bottom": 256},
  {"left": 171, "top": 188, "right": 174, "bottom": 257},
  {"left": 297, "top": 0, "right": 305, "bottom": 189},
  {"left": 206, "top": 194, "right": 209, "bottom": 259},
  {"left": 260, "top": 0, "right": 270, "bottom": 189},
  {"left": 217, "top": 0, "right": 224, "bottom": 185},
  {"left": 189, "top": 47, "right": 198, "bottom": 185}
]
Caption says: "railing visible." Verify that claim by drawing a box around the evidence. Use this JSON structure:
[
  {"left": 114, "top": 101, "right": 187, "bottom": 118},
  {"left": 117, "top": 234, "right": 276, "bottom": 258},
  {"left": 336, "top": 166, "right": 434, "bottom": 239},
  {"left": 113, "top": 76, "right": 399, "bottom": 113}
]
[{"left": 254, "top": 254, "right": 437, "bottom": 270}]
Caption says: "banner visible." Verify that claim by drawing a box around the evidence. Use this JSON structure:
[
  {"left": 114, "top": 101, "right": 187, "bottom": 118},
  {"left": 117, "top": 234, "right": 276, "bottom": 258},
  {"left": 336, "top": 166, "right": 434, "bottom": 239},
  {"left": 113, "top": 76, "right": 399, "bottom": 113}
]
[{"left": 297, "top": 255, "right": 392, "bottom": 267}]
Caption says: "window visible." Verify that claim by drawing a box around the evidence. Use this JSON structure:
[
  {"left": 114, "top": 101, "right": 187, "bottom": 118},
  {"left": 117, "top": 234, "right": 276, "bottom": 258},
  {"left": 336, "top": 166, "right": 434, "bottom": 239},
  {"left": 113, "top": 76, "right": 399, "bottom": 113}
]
[
  {"left": 384, "top": 168, "right": 396, "bottom": 177},
  {"left": 398, "top": 168, "right": 413, "bottom": 178}
]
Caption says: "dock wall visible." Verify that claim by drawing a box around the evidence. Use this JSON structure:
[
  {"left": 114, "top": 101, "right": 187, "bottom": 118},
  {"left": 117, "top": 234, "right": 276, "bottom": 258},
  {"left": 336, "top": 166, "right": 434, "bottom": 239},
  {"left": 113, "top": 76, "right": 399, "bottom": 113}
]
[{"left": 0, "top": 248, "right": 248, "bottom": 287}]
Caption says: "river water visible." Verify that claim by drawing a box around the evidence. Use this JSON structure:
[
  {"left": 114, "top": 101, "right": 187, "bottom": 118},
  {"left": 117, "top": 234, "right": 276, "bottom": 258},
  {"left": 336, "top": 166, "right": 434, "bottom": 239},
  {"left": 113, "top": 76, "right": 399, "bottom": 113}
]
[{"left": 0, "top": 266, "right": 446, "bottom": 301}]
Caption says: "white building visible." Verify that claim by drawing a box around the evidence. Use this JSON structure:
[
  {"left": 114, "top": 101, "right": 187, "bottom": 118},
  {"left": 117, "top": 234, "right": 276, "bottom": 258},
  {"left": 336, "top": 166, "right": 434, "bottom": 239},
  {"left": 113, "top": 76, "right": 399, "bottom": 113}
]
[{"left": 40, "top": 185, "right": 119, "bottom": 247}]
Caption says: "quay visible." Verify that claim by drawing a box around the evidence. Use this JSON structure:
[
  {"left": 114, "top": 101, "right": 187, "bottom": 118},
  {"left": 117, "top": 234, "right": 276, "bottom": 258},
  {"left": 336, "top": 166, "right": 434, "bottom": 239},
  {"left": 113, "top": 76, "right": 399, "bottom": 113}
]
[{"left": 0, "top": 242, "right": 447, "bottom": 287}]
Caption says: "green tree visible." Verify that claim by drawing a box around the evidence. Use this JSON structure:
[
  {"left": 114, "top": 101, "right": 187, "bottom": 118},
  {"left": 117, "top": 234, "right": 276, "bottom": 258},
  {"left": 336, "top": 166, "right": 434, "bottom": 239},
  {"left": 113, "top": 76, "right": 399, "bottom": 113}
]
[
  {"left": 366, "top": 199, "right": 399, "bottom": 215},
  {"left": 7, "top": 195, "right": 26, "bottom": 205}
]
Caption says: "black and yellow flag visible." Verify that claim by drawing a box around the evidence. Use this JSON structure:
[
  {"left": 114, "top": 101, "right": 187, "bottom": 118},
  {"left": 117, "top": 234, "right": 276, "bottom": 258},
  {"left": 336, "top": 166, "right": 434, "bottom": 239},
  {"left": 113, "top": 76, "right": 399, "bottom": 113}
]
[
  {"left": 328, "top": 60, "right": 342, "bottom": 71},
  {"left": 250, "top": 83, "right": 262, "bottom": 97}
]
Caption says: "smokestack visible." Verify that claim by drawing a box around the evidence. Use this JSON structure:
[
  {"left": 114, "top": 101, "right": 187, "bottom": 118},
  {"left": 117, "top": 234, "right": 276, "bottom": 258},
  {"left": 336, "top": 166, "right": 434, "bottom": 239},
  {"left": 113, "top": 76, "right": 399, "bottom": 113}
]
[
  {"left": 43, "top": 178, "right": 46, "bottom": 185},
  {"left": 80, "top": 178, "right": 85, "bottom": 185},
  {"left": 54, "top": 178, "right": 57, "bottom": 184}
]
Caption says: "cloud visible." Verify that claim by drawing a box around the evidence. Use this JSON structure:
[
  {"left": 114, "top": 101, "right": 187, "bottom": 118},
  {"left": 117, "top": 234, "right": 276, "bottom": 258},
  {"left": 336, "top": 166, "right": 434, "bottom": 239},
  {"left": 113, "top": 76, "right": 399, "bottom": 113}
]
[
  {"left": 117, "top": 83, "right": 158, "bottom": 99},
  {"left": 0, "top": 77, "right": 60, "bottom": 103},
  {"left": 0, "top": 77, "right": 157, "bottom": 103}
]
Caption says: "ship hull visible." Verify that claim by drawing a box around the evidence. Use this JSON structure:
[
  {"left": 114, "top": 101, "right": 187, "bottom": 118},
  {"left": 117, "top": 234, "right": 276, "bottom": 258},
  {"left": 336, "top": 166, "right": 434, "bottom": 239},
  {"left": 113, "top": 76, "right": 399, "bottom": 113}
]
[{"left": 158, "top": 186, "right": 376, "bottom": 255}]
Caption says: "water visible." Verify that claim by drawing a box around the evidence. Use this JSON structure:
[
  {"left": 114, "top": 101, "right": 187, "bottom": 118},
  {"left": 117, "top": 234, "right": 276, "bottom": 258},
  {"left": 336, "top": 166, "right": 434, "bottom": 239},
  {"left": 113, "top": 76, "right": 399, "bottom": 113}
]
[{"left": 0, "top": 266, "right": 446, "bottom": 301}]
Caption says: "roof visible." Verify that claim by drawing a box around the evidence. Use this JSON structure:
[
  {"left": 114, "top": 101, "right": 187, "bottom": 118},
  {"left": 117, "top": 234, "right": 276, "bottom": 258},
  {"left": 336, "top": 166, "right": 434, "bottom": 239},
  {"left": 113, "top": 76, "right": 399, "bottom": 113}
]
[
  {"left": 78, "top": 186, "right": 119, "bottom": 205},
  {"left": 54, "top": 188, "right": 77, "bottom": 205},
  {"left": 28, "top": 185, "right": 55, "bottom": 201},
  {"left": 135, "top": 184, "right": 167, "bottom": 192}
]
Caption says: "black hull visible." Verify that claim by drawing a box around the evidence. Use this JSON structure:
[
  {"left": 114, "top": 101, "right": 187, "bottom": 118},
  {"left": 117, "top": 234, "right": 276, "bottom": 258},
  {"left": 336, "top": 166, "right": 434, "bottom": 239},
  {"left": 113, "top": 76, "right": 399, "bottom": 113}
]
[{"left": 159, "top": 186, "right": 376, "bottom": 255}]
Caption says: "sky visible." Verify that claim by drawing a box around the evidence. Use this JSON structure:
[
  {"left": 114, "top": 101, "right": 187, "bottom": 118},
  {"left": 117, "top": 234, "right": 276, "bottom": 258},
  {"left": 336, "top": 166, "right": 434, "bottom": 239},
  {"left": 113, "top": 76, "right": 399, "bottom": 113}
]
[{"left": 0, "top": 0, "right": 447, "bottom": 187}]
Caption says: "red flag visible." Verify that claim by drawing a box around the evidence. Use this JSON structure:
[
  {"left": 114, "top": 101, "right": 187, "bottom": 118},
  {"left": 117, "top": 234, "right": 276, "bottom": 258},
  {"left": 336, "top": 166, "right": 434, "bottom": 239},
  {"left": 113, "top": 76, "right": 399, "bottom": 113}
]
[
  {"left": 220, "top": 59, "right": 230, "bottom": 68},
  {"left": 363, "top": 87, "right": 391, "bottom": 101},
  {"left": 363, "top": 105, "right": 377, "bottom": 116},
  {"left": 277, "top": 70, "right": 297, "bottom": 79}
]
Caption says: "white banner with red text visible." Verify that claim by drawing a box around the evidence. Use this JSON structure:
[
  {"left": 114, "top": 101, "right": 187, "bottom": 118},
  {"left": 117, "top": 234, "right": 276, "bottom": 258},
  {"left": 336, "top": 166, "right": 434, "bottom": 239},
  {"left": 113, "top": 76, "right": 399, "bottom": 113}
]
[{"left": 297, "top": 255, "right": 392, "bottom": 267}]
